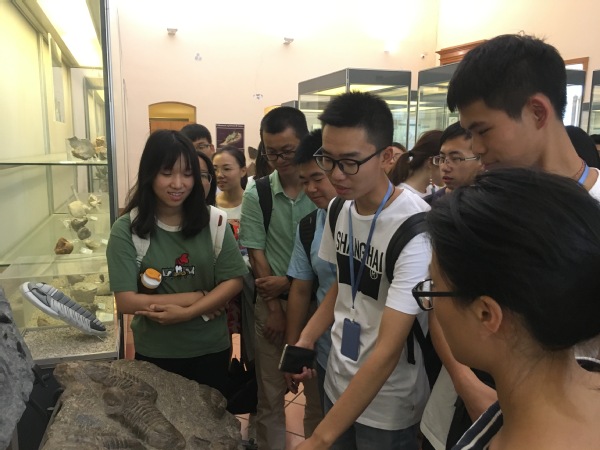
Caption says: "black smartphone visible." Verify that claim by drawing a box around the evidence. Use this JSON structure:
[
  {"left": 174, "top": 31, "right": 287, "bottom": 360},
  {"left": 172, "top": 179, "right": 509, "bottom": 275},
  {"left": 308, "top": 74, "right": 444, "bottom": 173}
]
[{"left": 278, "top": 344, "right": 316, "bottom": 374}]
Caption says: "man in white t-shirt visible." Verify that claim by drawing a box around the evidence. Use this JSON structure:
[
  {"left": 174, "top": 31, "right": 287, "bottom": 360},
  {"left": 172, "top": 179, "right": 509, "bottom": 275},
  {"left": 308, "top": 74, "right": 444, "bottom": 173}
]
[
  {"left": 424, "top": 33, "right": 600, "bottom": 450},
  {"left": 294, "top": 91, "right": 431, "bottom": 450}
]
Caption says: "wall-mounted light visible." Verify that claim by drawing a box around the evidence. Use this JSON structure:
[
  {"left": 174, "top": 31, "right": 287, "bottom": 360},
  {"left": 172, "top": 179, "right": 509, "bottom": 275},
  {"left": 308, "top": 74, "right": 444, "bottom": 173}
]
[
  {"left": 283, "top": 37, "right": 294, "bottom": 45},
  {"left": 167, "top": 28, "right": 178, "bottom": 36}
]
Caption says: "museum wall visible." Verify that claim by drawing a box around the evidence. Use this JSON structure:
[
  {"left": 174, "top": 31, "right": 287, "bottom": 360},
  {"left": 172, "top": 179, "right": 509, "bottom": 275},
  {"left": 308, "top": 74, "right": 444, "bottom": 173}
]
[
  {"left": 110, "top": 0, "right": 600, "bottom": 207},
  {"left": 109, "top": 0, "right": 440, "bottom": 205},
  {"left": 436, "top": 0, "right": 600, "bottom": 99}
]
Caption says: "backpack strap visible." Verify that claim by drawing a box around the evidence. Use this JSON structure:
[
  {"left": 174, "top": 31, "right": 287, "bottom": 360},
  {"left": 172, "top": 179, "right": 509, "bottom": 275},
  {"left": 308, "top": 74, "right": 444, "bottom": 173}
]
[
  {"left": 383, "top": 211, "right": 427, "bottom": 365},
  {"left": 385, "top": 212, "right": 428, "bottom": 282},
  {"left": 298, "top": 209, "right": 318, "bottom": 260},
  {"left": 129, "top": 208, "right": 149, "bottom": 268},
  {"left": 209, "top": 206, "right": 228, "bottom": 262},
  {"left": 328, "top": 197, "right": 345, "bottom": 237},
  {"left": 255, "top": 176, "right": 273, "bottom": 233}
]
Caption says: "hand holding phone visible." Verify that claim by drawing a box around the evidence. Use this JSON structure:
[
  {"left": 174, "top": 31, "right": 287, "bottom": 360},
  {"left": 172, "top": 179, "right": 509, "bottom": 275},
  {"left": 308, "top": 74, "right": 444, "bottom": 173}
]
[{"left": 278, "top": 344, "right": 316, "bottom": 374}]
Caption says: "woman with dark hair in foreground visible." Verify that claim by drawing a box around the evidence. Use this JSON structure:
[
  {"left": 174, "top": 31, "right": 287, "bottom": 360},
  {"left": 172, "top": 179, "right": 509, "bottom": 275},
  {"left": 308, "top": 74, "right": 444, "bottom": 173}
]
[{"left": 415, "top": 168, "right": 600, "bottom": 449}]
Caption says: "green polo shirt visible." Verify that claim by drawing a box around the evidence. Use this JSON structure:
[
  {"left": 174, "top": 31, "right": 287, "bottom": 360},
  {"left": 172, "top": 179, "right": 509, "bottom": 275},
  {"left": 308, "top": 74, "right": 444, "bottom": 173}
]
[{"left": 240, "top": 171, "right": 316, "bottom": 276}]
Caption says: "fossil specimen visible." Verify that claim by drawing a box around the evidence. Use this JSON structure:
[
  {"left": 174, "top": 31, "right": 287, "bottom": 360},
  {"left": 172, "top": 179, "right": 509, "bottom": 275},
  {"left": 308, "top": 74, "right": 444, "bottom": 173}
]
[
  {"left": 48, "top": 433, "right": 146, "bottom": 450},
  {"left": 19, "top": 282, "right": 106, "bottom": 336},
  {"left": 84, "top": 238, "right": 101, "bottom": 250},
  {"left": 70, "top": 218, "right": 88, "bottom": 232},
  {"left": 76, "top": 226, "right": 92, "bottom": 240},
  {"left": 54, "top": 237, "right": 74, "bottom": 254},
  {"left": 83, "top": 362, "right": 158, "bottom": 401},
  {"left": 103, "top": 387, "right": 186, "bottom": 449},
  {"left": 68, "top": 136, "right": 96, "bottom": 160},
  {"left": 88, "top": 193, "right": 102, "bottom": 209},
  {"left": 68, "top": 200, "right": 91, "bottom": 218}
]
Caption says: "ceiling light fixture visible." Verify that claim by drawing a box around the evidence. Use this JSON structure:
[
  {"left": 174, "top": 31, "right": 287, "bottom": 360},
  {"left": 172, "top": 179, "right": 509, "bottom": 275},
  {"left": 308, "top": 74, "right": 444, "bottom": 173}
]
[
  {"left": 167, "top": 28, "right": 178, "bottom": 36},
  {"left": 283, "top": 37, "right": 294, "bottom": 45}
]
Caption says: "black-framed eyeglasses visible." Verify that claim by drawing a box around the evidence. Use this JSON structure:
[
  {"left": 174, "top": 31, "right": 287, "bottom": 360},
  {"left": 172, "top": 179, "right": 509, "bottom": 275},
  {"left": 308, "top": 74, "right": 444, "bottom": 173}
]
[
  {"left": 261, "top": 149, "right": 296, "bottom": 161},
  {"left": 200, "top": 171, "right": 212, "bottom": 183},
  {"left": 412, "top": 279, "right": 456, "bottom": 311},
  {"left": 313, "top": 146, "right": 387, "bottom": 175},
  {"left": 432, "top": 155, "right": 480, "bottom": 166}
]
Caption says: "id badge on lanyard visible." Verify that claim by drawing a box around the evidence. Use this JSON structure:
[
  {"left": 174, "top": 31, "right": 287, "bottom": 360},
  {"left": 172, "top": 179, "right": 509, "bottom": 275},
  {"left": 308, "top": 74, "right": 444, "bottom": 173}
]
[{"left": 340, "top": 182, "right": 393, "bottom": 361}]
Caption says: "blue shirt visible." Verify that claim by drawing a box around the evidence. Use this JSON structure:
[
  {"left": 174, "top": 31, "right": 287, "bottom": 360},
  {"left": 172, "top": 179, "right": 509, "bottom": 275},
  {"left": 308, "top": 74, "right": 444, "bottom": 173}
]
[{"left": 287, "top": 208, "right": 335, "bottom": 369}]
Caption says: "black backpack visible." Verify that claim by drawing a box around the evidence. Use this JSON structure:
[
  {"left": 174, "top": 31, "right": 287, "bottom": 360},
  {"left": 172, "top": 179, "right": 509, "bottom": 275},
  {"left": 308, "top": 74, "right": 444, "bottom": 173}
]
[{"left": 328, "top": 197, "right": 441, "bottom": 389}]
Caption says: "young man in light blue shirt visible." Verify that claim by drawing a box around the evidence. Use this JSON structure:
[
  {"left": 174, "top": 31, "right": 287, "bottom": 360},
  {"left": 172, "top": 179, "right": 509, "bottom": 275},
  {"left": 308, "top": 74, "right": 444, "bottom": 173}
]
[{"left": 284, "top": 129, "right": 338, "bottom": 420}]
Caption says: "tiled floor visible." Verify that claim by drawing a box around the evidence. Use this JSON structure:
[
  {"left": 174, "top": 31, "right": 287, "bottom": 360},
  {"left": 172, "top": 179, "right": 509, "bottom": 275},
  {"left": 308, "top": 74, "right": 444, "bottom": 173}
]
[{"left": 124, "top": 324, "right": 306, "bottom": 448}]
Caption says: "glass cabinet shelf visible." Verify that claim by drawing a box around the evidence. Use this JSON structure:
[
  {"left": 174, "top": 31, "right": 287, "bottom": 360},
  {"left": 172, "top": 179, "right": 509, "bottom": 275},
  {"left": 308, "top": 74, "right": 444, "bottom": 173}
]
[{"left": 0, "top": 153, "right": 108, "bottom": 166}]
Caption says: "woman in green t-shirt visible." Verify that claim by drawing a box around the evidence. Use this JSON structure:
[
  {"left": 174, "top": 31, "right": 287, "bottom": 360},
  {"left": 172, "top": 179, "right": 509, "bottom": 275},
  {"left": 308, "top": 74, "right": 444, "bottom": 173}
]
[{"left": 106, "top": 130, "right": 248, "bottom": 394}]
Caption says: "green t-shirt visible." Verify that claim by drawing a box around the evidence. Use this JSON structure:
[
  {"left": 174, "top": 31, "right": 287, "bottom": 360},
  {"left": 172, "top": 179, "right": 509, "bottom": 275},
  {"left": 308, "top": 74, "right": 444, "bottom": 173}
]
[
  {"left": 239, "top": 171, "right": 316, "bottom": 275},
  {"left": 107, "top": 213, "right": 248, "bottom": 358}
]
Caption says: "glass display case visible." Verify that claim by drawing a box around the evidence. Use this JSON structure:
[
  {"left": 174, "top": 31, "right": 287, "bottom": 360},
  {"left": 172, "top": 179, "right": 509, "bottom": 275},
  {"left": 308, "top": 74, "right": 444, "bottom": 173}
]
[
  {"left": 1, "top": 0, "right": 116, "bottom": 266},
  {"left": 298, "top": 68, "right": 412, "bottom": 147},
  {"left": 0, "top": 255, "right": 118, "bottom": 368},
  {"left": 415, "top": 64, "right": 586, "bottom": 138},
  {"left": 1, "top": 0, "right": 118, "bottom": 361},
  {"left": 564, "top": 69, "right": 586, "bottom": 127},
  {"left": 414, "top": 63, "right": 459, "bottom": 140},
  {"left": 588, "top": 70, "right": 600, "bottom": 135}
]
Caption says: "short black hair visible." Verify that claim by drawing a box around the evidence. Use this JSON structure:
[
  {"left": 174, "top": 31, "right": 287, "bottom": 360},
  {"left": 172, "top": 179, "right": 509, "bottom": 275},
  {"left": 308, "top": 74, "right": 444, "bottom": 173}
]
[
  {"left": 180, "top": 123, "right": 212, "bottom": 144},
  {"left": 293, "top": 129, "right": 323, "bottom": 165},
  {"left": 440, "top": 122, "right": 470, "bottom": 147},
  {"left": 319, "top": 91, "right": 393, "bottom": 150},
  {"left": 447, "top": 34, "right": 567, "bottom": 119},
  {"left": 428, "top": 168, "right": 600, "bottom": 350},
  {"left": 260, "top": 107, "right": 309, "bottom": 141},
  {"left": 590, "top": 134, "right": 600, "bottom": 145}
]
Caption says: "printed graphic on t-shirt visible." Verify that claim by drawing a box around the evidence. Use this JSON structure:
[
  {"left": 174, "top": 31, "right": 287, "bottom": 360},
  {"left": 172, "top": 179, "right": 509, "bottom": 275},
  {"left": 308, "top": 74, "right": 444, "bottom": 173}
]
[
  {"left": 335, "top": 230, "right": 384, "bottom": 300},
  {"left": 161, "top": 252, "right": 195, "bottom": 278}
]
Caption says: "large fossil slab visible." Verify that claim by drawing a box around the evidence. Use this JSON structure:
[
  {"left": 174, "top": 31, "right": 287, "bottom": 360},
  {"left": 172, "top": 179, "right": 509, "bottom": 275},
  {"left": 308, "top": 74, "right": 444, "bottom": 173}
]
[{"left": 43, "top": 360, "right": 242, "bottom": 449}]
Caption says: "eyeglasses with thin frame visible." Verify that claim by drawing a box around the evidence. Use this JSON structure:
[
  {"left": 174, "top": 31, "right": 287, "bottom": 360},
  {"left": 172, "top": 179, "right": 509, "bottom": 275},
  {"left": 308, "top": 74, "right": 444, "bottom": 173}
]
[
  {"left": 194, "top": 143, "right": 213, "bottom": 151},
  {"left": 261, "top": 149, "right": 296, "bottom": 161},
  {"left": 412, "top": 279, "right": 456, "bottom": 311},
  {"left": 432, "top": 155, "right": 481, "bottom": 166},
  {"left": 200, "top": 172, "right": 212, "bottom": 183},
  {"left": 313, "top": 146, "right": 387, "bottom": 175}
]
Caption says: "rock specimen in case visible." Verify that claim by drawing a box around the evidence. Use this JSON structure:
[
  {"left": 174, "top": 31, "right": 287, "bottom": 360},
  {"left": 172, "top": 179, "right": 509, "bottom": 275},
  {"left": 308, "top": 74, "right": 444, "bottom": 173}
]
[
  {"left": 68, "top": 136, "right": 96, "bottom": 160},
  {"left": 54, "top": 237, "right": 74, "bottom": 255}
]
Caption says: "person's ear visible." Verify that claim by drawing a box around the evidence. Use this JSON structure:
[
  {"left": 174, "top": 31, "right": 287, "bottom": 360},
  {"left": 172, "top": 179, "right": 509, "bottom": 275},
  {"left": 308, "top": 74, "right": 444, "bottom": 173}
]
[
  {"left": 528, "top": 95, "right": 551, "bottom": 129},
  {"left": 240, "top": 166, "right": 247, "bottom": 177},
  {"left": 380, "top": 146, "right": 394, "bottom": 166},
  {"left": 471, "top": 295, "right": 504, "bottom": 335}
]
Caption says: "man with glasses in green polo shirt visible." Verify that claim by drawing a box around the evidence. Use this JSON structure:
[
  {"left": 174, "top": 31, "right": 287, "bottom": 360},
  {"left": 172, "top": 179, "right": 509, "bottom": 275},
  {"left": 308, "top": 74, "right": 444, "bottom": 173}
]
[{"left": 240, "top": 107, "right": 316, "bottom": 450}]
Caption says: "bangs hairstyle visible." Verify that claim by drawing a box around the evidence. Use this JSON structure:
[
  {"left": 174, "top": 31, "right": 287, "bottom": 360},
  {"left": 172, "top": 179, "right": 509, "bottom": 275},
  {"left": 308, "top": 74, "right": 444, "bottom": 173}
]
[
  {"left": 213, "top": 145, "right": 248, "bottom": 189},
  {"left": 447, "top": 34, "right": 567, "bottom": 119},
  {"left": 319, "top": 91, "right": 393, "bottom": 150},
  {"left": 427, "top": 168, "right": 600, "bottom": 350},
  {"left": 123, "top": 129, "right": 210, "bottom": 238}
]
